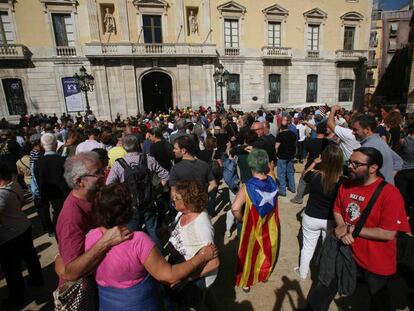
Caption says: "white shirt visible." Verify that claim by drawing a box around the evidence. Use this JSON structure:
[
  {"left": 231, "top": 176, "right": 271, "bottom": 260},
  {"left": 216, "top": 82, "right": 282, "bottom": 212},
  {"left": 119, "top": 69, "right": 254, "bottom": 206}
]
[
  {"left": 334, "top": 125, "right": 361, "bottom": 161},
  {"left": 296, "top": 124, "right": 310, "bottom": 142},
  {"left": 169, "top": 211, "right": 217, "bottom": 287}
]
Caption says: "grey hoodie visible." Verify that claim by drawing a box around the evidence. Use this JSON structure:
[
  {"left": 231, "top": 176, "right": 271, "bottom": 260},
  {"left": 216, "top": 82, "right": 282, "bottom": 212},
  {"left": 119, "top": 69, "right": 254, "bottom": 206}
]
[{"left": 0, "top": 181, "right": 30, "bottom": 245}]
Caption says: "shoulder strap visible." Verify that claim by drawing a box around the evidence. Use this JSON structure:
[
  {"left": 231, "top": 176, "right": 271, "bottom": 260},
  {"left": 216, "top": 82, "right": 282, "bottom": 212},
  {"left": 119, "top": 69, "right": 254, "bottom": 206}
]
[
  {"left": 116, "top": 157, "right": 129, "bottom": 170},
  {"left": 139, "top": 153, "right": 148, "bottom": 168},
  {"left": 352, "top": 180, "right": 387, "bottom": 237},
  {"left": 19, "top": 158, "right": 30, "bottom": 169}
]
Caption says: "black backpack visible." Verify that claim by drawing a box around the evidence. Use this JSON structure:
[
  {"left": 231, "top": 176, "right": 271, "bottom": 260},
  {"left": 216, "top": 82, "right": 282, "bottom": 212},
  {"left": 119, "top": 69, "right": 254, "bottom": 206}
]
[{"left": 116, "top": 155, "right": 153, "bottom": 209}]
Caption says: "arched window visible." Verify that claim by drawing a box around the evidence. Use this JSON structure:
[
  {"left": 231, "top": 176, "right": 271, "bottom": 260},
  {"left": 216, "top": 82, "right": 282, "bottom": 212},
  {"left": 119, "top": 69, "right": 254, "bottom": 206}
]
[
  {"left": 227, "top": 74, "right": 240, "bottom": 105},
  {"left": 2, "top": 78, "right": 27, "bottom": 115},
  {"left": 269, "top": 74, "right": 281, "bottom": 103},
  {"left": 338, "top": 79, "right": 354, "bottom": 102},
  {"left": 306, "top": 75, "right": 318, "bottom": 103}
]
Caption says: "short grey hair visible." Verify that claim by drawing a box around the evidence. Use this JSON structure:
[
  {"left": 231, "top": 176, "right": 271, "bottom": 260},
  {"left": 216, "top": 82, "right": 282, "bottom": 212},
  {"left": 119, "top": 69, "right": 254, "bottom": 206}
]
[
  {"left": 41, "top": 133, "right": 57, "bottom": 152},
  {"left": 123, "top": 134, "right": 140, "bottom": 152},
  {"left": 64, "top": 152, "right": 100, "bottom": 189}
]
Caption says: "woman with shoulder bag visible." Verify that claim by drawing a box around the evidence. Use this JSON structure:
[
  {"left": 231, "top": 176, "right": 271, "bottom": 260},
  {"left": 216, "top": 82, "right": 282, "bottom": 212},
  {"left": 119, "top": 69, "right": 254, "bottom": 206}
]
[{"left": 294, "top": 144, "right": 344, "bottom": 280}]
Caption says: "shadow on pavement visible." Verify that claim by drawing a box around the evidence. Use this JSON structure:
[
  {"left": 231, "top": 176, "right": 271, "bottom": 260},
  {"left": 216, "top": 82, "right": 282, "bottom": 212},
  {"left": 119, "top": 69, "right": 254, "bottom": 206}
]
[{"left": 273, "top": 276, "right": 307, "bottom": 311}]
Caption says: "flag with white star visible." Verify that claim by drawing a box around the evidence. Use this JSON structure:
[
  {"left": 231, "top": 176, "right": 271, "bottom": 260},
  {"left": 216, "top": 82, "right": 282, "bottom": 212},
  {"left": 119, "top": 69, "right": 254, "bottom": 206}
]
[{"left": 236, "top": 175, "right": 280, "bottom": 288}]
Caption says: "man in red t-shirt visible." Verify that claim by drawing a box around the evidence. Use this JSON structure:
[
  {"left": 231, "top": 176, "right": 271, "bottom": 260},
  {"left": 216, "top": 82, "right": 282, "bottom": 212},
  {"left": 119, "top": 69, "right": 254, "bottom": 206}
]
[{"left": 307, "top": 147, "right": 409, "bottom": 311}]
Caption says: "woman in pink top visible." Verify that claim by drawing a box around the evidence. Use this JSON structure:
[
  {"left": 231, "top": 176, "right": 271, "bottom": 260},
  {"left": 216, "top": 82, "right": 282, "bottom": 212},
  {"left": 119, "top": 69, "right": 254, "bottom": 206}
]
[{"left": 85, "top": 184, "right": 218, "bottom": 311}]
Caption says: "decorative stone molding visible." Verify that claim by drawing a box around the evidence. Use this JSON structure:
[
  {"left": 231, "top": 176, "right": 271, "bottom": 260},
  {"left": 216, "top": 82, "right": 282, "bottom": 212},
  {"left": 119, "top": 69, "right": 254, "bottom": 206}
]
[
  {"left": 303, "top": 8, "right": 327, "bottom": 24},
  {"left": 217, "top": 1, "right": 246, "bottom": 19},
  {"left": 340, "top": 11, "right": 364, "bottom": 26},
  {"left": 262, "top": 4, "right": 288, "bottom": 22},
  {"left": 39, "top": 0, "right": 77, "bottom": 14},
  {"left": 133, "top": 0, "right": 168, "bottom": 15}
]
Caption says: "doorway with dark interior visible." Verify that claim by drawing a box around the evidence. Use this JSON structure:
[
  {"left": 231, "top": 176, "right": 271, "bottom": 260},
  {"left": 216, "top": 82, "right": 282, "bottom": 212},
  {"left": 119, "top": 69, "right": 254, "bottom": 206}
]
[{"left": 141, "top": 71, "right": 173, "bottom": 113}]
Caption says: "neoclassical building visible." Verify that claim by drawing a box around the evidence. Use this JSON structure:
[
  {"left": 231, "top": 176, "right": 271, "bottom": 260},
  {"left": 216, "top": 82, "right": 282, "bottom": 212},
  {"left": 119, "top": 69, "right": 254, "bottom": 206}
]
[{"left": 0, "top": 0, "right": 372, "bottom": 120}]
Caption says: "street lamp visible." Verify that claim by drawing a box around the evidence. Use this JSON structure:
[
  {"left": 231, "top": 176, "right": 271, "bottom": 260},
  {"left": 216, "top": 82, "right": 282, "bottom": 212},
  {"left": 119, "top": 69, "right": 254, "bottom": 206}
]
[
  {"left": 213, "top": 63, "right": 230, "bottom": 113},
  {"left": 73, "top": 66, "right": 95, "bottom": 113}
]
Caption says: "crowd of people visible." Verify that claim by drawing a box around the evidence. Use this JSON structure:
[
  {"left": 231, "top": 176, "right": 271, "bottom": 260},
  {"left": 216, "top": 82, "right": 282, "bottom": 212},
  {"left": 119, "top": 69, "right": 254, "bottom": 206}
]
[{"left": 0, "top": 103, "right": 413, "bottom": 310}]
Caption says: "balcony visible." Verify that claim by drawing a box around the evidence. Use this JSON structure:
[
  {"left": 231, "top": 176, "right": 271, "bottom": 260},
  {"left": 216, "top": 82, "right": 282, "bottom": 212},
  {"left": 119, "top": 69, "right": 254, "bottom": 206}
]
[
  {"left": 367, "top": 58, "right": 378, "bottom": 68},
  {"left": 224, "top": 47, "right": 240, "bottom": 56},
  {"left": 307, "top": 50, "right": 320, "bottom": 59},
  {"left": 261, "top": 46, "right": 292, "bottom": 59},
  {"left": 56, "top": 46, "right": 77, "bottom": 57},
  {"left": 0, "top": 44, "right": 29, "bottom": 59},
  {"left": 335, "top": 50, "right": 368, "bottom": 62},
  {"left": 84, "top": 43, "right": 217, "bottom": 58}
]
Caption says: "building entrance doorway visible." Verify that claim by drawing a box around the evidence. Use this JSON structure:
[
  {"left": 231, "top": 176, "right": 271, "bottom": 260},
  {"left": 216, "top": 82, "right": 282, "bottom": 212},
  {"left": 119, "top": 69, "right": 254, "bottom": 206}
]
[{"left": 141, "top": 71, "right": 173, "bottom": 113}]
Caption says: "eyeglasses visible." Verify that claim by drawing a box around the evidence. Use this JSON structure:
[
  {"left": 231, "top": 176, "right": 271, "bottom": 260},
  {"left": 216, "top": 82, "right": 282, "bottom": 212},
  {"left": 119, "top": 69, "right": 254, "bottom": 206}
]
[
  {"left": 80, "top": 169, "right": 105, "bottom": 179},
  {"left": 348, "top": 160, "right": 370, "bottom": 169}
]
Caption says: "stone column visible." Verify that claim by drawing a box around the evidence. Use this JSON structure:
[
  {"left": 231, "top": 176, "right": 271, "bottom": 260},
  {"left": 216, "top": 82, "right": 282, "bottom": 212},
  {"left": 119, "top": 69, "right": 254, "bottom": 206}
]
[
  {"left": 176, "top": 0, "right": 185, "bottom": 42},
  {"left": 86, "top": 0, "right": 100, "bottom": 42},
  {"left": 203, "top": 0, "right": 211, "bottom": 43},
  {"left": 117, "top": 0, "right": 130, "bottom": 42}
]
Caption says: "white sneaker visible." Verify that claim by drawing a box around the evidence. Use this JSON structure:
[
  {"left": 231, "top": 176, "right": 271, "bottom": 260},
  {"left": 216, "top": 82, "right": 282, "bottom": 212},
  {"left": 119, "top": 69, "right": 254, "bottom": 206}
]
[{"left": 294, "top": 267, "right": 307, "bottom": 281}]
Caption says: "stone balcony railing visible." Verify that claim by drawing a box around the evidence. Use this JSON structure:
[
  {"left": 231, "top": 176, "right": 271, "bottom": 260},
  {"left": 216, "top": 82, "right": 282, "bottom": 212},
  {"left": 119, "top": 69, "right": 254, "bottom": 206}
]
[
  {"left": 261, "top": 46, "right": 292, "bottom": 59},
  {"left": 307, "top": 50, "right": 320, "bottom": 59},
  {"left": 56, "top": 46, "right": 77, "bottom": 57},
  {"left": 84, "top": 43, "right": 217, "bottom": 57},
  {"left": 224, "top": 47, "right": 240, "bottom": 56},
  {"left": 0, "top": 44, "right": 28, "bottom": 59},
  {"left": 335, "top": 50, "right": 368, "bottom": 61}
]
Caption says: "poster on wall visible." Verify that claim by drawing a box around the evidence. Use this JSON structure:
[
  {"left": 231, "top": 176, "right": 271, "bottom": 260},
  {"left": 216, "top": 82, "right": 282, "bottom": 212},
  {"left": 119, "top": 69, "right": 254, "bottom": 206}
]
[{"left": 62, "top": 77, "right": 83, "bottom": 112}]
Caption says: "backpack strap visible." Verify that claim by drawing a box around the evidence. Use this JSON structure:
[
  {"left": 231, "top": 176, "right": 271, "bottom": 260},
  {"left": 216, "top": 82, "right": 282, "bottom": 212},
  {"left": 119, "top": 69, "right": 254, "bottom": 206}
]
[
  {"left": 139, "top": 153, "right": 148, "bottom": 168},
  {"left": 352, "top": 180, "right": 387, "bottom": 237},
  {"left": 116, "top": 157, "right": 130, "bottom": 170}
]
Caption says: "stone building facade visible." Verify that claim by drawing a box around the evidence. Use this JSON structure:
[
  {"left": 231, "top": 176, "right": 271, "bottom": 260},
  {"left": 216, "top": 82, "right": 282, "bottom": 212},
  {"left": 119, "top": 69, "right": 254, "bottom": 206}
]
[{"left": 0, "top": 0, "right": 372, "bottom": 120}]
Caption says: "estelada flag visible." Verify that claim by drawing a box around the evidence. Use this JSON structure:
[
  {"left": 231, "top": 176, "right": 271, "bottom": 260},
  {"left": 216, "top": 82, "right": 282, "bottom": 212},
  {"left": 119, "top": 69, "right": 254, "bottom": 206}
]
[{"left": 236, "top": 175, "right": 280, "bottom": 288}]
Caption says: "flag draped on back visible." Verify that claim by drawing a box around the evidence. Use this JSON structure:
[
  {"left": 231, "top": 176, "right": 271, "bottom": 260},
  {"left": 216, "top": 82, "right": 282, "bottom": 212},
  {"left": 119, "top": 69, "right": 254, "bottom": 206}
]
[{"left": 236, "top": 176, "right": 280, "bottom": 288}]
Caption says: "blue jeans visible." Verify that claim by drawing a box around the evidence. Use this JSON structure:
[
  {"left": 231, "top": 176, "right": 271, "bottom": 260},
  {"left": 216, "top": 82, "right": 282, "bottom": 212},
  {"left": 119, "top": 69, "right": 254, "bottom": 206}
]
[
  {"left": 277, "top": 159, "right": 295, "bottom": 195},
  {"left": 128, "top": 207, "right": 162, "bottom": 251}
]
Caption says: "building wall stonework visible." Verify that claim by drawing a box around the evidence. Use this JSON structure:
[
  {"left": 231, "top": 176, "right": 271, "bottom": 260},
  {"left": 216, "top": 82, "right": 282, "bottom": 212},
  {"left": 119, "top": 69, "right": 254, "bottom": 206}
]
[{"left": 0, "top": 0, "right": 373, "bottom": 119}]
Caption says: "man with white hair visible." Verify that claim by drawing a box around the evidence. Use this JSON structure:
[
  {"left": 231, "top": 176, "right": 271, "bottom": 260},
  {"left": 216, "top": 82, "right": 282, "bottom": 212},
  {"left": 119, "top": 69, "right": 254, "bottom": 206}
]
[
  {"left": 55, "top": 152, "right": 131, "bottom": 286},
  {"left": 34, "top": 133, "right": 69, "bottom": 234}
]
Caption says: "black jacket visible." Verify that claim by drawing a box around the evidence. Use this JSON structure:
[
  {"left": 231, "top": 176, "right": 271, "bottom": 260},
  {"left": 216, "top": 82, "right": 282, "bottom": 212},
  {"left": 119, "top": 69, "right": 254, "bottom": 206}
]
[{"left": 317, "top": 233, "right": 357, "bottom": 296}]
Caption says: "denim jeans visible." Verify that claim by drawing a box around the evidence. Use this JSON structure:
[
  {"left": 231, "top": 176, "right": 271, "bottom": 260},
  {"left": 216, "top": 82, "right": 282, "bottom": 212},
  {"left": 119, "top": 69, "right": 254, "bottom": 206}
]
[
  {"left": 277, "top": 158, "right": 295, "bottom": 195},
  {"left": 128, "top": 207, "right": 162, "bottom": 251}
]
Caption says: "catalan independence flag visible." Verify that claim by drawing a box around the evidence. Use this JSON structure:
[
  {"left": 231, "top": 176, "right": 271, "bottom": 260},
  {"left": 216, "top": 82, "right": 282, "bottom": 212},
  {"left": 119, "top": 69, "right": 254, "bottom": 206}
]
[{"left": 236, "top": 175, "right": 280, "bottom": 288}]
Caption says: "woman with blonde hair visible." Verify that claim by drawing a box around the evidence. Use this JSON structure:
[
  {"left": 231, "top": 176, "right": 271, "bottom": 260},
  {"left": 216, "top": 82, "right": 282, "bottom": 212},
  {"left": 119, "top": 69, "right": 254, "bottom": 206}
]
[{"left": 295, "top": 143, "right": 344, "bottom": 280}]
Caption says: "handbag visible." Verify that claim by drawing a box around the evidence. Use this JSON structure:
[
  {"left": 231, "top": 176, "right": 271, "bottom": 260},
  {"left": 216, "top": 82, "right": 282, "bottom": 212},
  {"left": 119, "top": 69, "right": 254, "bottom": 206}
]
[{"left": 53, "top": 276, "right": 98, "bottom": 311}]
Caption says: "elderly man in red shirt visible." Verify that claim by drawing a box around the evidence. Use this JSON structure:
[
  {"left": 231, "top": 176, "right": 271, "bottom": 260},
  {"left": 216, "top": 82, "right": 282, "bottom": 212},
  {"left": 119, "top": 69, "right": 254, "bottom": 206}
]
[{"left": 55, "top": 152, "right": 131, "bottom": 287}]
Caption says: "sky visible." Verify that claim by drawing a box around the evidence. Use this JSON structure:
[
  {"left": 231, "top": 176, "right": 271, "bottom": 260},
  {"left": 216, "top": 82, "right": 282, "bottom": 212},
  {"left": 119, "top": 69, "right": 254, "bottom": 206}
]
[{"left": 379, "top": 0, "right": 411, "bottom": 10}]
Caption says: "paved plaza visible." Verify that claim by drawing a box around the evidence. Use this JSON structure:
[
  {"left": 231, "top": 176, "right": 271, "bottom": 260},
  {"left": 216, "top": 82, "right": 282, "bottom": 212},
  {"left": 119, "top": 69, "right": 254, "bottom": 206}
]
[{"left": 0, "top": 169, "right": 413, "bottom": 311}]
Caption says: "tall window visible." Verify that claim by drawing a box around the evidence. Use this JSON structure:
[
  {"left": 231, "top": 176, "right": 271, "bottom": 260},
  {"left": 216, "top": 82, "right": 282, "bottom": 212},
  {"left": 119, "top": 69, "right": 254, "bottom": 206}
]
[
  {"left": 143, "top": 15, "right": 162, "bottom": 43},
  {"left": 224, "top": 19, "right": 239, "bottom": 47},
  {"left": 0, "top": 12, "right": 14, "bottom": 45},
  {"left": 2, "top": 79, "right": 27, "bottom": 115},
  {"left": 227, "top": 74, "right": 240, "bottom": 105},
  {"left": 52, "top": 13, "right": 74, "bottom": 46},
  {"left": 338, "top": 79, "right": 354, "bottom": 102},
  {"left": 307, "top": 24, "right": 319, "bottom": 51},
  {"left": 306, "top": 75, "right": 318, "bottom": 103},
  {"left": 269, "top": 74, "right": 281, "bottom": 103},
  {"left": 343, "top": 26, "right": 355, "bottom": 50},
  {"left": 389, "top": 21, "right": 398, "bottom": 36},
  {"left": 268, "top": 22, "right": 281, "bottom": 47}
]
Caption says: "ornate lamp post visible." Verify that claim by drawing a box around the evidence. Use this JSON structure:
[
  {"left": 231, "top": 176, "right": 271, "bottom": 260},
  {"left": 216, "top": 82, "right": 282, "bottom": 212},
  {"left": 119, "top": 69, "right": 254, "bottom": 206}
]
[
  {"left": 213, "top": 63, "right": 229, "bottom": 113},
  {"left": 73, "top": 66, "right": 95, "bottom": 113}
]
